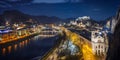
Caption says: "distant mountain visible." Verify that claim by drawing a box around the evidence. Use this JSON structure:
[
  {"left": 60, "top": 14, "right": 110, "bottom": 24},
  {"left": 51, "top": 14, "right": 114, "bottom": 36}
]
[
  {"left": 32, "top": 16, "right": 63, "bottom": 24},
  {"left": 0, "top": 10, "right": 64, "bottom": 25},
  {"left": 0, "top": 10, "right": 113, "bottom": 26},
  {"left": 2, "top": 10, "right": 31, "bottom": 23}
]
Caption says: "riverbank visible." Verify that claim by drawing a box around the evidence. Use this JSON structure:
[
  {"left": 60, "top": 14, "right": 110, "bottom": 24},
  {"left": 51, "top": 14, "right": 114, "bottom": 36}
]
[
  {"left": 0, "top": 33, "right": 39, "bottom": 45},
  {"left": 39, "top": 34, "right": 65, "bottom": 60},
  {"left": 0, "top": 34, "right": 60, "bottom": 60}
]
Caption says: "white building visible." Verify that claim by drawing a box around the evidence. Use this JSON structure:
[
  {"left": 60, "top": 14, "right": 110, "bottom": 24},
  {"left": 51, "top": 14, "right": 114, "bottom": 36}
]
[
  {"left": 78, "top": 22, "right": 86, "bottom": 28},
  {"left": 76, "top": 16, "right": 90, "bottom": 21},
  {"left": 70, "top": 20, "right": 77, "bottom": 25},
  {"left": 106, "top": 20, "right": 111, "bottom": 29},
  {"left": 91, "top": 31, "right": 108, "bottom": 56}
]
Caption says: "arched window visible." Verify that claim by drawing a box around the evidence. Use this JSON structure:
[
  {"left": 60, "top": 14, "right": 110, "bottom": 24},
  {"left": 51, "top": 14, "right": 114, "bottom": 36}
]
[
  {"left": 96, "top": 46, "right": 97, "bottom": 49},
  {"left": 99, "top": 45, "right": 100, "bottom": 48},
  {"left": 101, "top": 46, "right": 103, "bottom": 49}
]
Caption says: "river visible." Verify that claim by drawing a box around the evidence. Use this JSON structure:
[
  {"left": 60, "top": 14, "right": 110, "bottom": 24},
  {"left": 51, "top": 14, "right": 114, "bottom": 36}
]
[{"left": 0, "top": 35, "right": 59, "bottom": 60}]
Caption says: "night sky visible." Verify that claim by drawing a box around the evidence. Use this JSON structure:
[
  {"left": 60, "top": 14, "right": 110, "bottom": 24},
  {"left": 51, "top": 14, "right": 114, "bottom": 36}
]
[{"left": 0, "top": 0, "right": 120, "bottom": 20}]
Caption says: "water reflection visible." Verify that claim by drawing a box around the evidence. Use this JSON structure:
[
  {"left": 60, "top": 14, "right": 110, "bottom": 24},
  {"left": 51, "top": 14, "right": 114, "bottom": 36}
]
[
  {"left": 1, "top": 36, "right": 43, "bottom": 56},
  {"left": 8, "top": 46, "right": 12, "bottom": 54},
  {"left": 22, "top": 41, "right": 24, "bottom": 46},
  {"left": 14, "top": 44, "right": 17, "bottom": 51},
  {"left": 0, "top": 35, "right": 58, "bottom": 60},
  {"left": 2, "top": 48, "right": 6, "bottom": 56},
  {"left": 25, "top": 40, "right": 28, "bottom": 45},
  {"left": 1, "top": 39, "right": 29, "bottom": 56},
  {"left": 19, "top": 42, "right": 22, "bottom": 48}
]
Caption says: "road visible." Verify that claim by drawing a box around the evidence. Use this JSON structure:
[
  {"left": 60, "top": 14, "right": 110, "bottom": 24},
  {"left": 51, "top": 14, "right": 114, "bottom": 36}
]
[
  {"left": 82, "top": 44, "right": 96, "bottom": 60},
  {"left": 43, "top": 27, "right": 97, "bottom": 60}
]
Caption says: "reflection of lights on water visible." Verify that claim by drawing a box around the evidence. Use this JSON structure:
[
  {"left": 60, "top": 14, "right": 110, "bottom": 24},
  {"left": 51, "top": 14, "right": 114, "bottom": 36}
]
[
  {"left": 25, "top": 40, "right": 28, "bottom": 45},
  {"left": 21, "top": 42, "right": 23, "bottom": 47},
  {"left": 19, "top": 42, "right": 22, "bottom": 48},
  {"left": 14, "top": 44, "right": 17, "bottom": 51},
  {"left": 8, "top": 46, "right": 12, "bottom": 53},
  {"left": 1, "top": 40, "right": 29, "bottom": 56},
  {"left": 2, "top": 48, "right": 6, "bottom": 55},
  {"left": 22, "top": 41, "right": 24, "bottom": 47},
  {"left": 20, "top": 40, "right": 28, "bottom": 48}
]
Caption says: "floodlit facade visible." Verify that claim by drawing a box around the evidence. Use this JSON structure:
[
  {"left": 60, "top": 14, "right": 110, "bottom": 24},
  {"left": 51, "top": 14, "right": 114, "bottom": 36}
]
[{"left": 91, "top": 31, "right": 108, "bottom": 56}]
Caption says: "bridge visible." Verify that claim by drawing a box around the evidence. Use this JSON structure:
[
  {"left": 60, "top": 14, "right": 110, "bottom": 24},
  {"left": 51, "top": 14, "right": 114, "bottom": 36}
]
[{"left": 39, "top": 27, "right": 62, "bottom": 37}]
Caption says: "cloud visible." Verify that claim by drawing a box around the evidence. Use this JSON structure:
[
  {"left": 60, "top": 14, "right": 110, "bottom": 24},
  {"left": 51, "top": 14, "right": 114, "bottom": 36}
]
[
  {"left": 64, "top": 0, "right": 84, "bottom": 3},
  {"left": 32, "top": 0, "right": 64, "bottom": 3},
  {"left": 0, "top": 4, "right": 7, "bottom": 8},
  {"left": 0, "top": 0, "right": 34, "bottom": 8},
  {"left": 0, "top": 0, "right": 33, "bottom": 3},
  {"left": 93, "top": 8, "right": 101, "bottom": 11},
  {"left": 32, "top": 0, "right": 84, "bottom": 3},
  {"left": 0, "top": 1, "right": 12, "bottom": 8}
]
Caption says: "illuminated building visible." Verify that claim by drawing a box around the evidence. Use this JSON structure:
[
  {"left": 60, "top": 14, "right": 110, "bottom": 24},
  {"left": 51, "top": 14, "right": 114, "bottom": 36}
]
[
  {"left": 106, "top": 20, "right": 111, "bottom": 29},
  {"left": 78, "top": 22, "right": 86, "bottom": 28},
  {"left": 70, "top": 20, "right": 77, "bottom": 25},
  {"left": 91, "top": 31, "right": 108, "bottom": 56},
  {"left": 69, "top": 16, "right": 92, "bottom": 28},
  {"left": 76, "top": 16, "right": 90, "bottom": 20}
]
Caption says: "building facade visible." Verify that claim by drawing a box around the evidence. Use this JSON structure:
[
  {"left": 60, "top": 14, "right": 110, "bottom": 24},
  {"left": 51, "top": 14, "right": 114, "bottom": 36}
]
[{"left": 91, "top": 31, "right": 108, "bottom": 56}]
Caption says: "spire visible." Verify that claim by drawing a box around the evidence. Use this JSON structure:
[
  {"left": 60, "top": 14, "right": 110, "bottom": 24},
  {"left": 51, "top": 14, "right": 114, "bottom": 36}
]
[{"left": 116, "top": 8, "right": 120, "bottom": 20}]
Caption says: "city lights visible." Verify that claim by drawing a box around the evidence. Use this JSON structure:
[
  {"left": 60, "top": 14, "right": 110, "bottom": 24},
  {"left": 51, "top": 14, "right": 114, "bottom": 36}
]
[{"left": 0, "top": 0, "right": 119, "bottom": 60}]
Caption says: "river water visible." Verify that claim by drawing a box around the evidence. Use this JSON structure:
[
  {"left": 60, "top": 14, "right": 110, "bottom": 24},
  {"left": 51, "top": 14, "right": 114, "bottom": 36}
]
[{"left": 0, "top": 35, "right": 59, "bottom": 60}]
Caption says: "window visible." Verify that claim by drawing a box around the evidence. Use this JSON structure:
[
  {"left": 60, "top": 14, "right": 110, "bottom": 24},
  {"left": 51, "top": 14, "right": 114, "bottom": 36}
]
[{"left": 99, "top": 45, "right": 100, "bottom": 48}]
